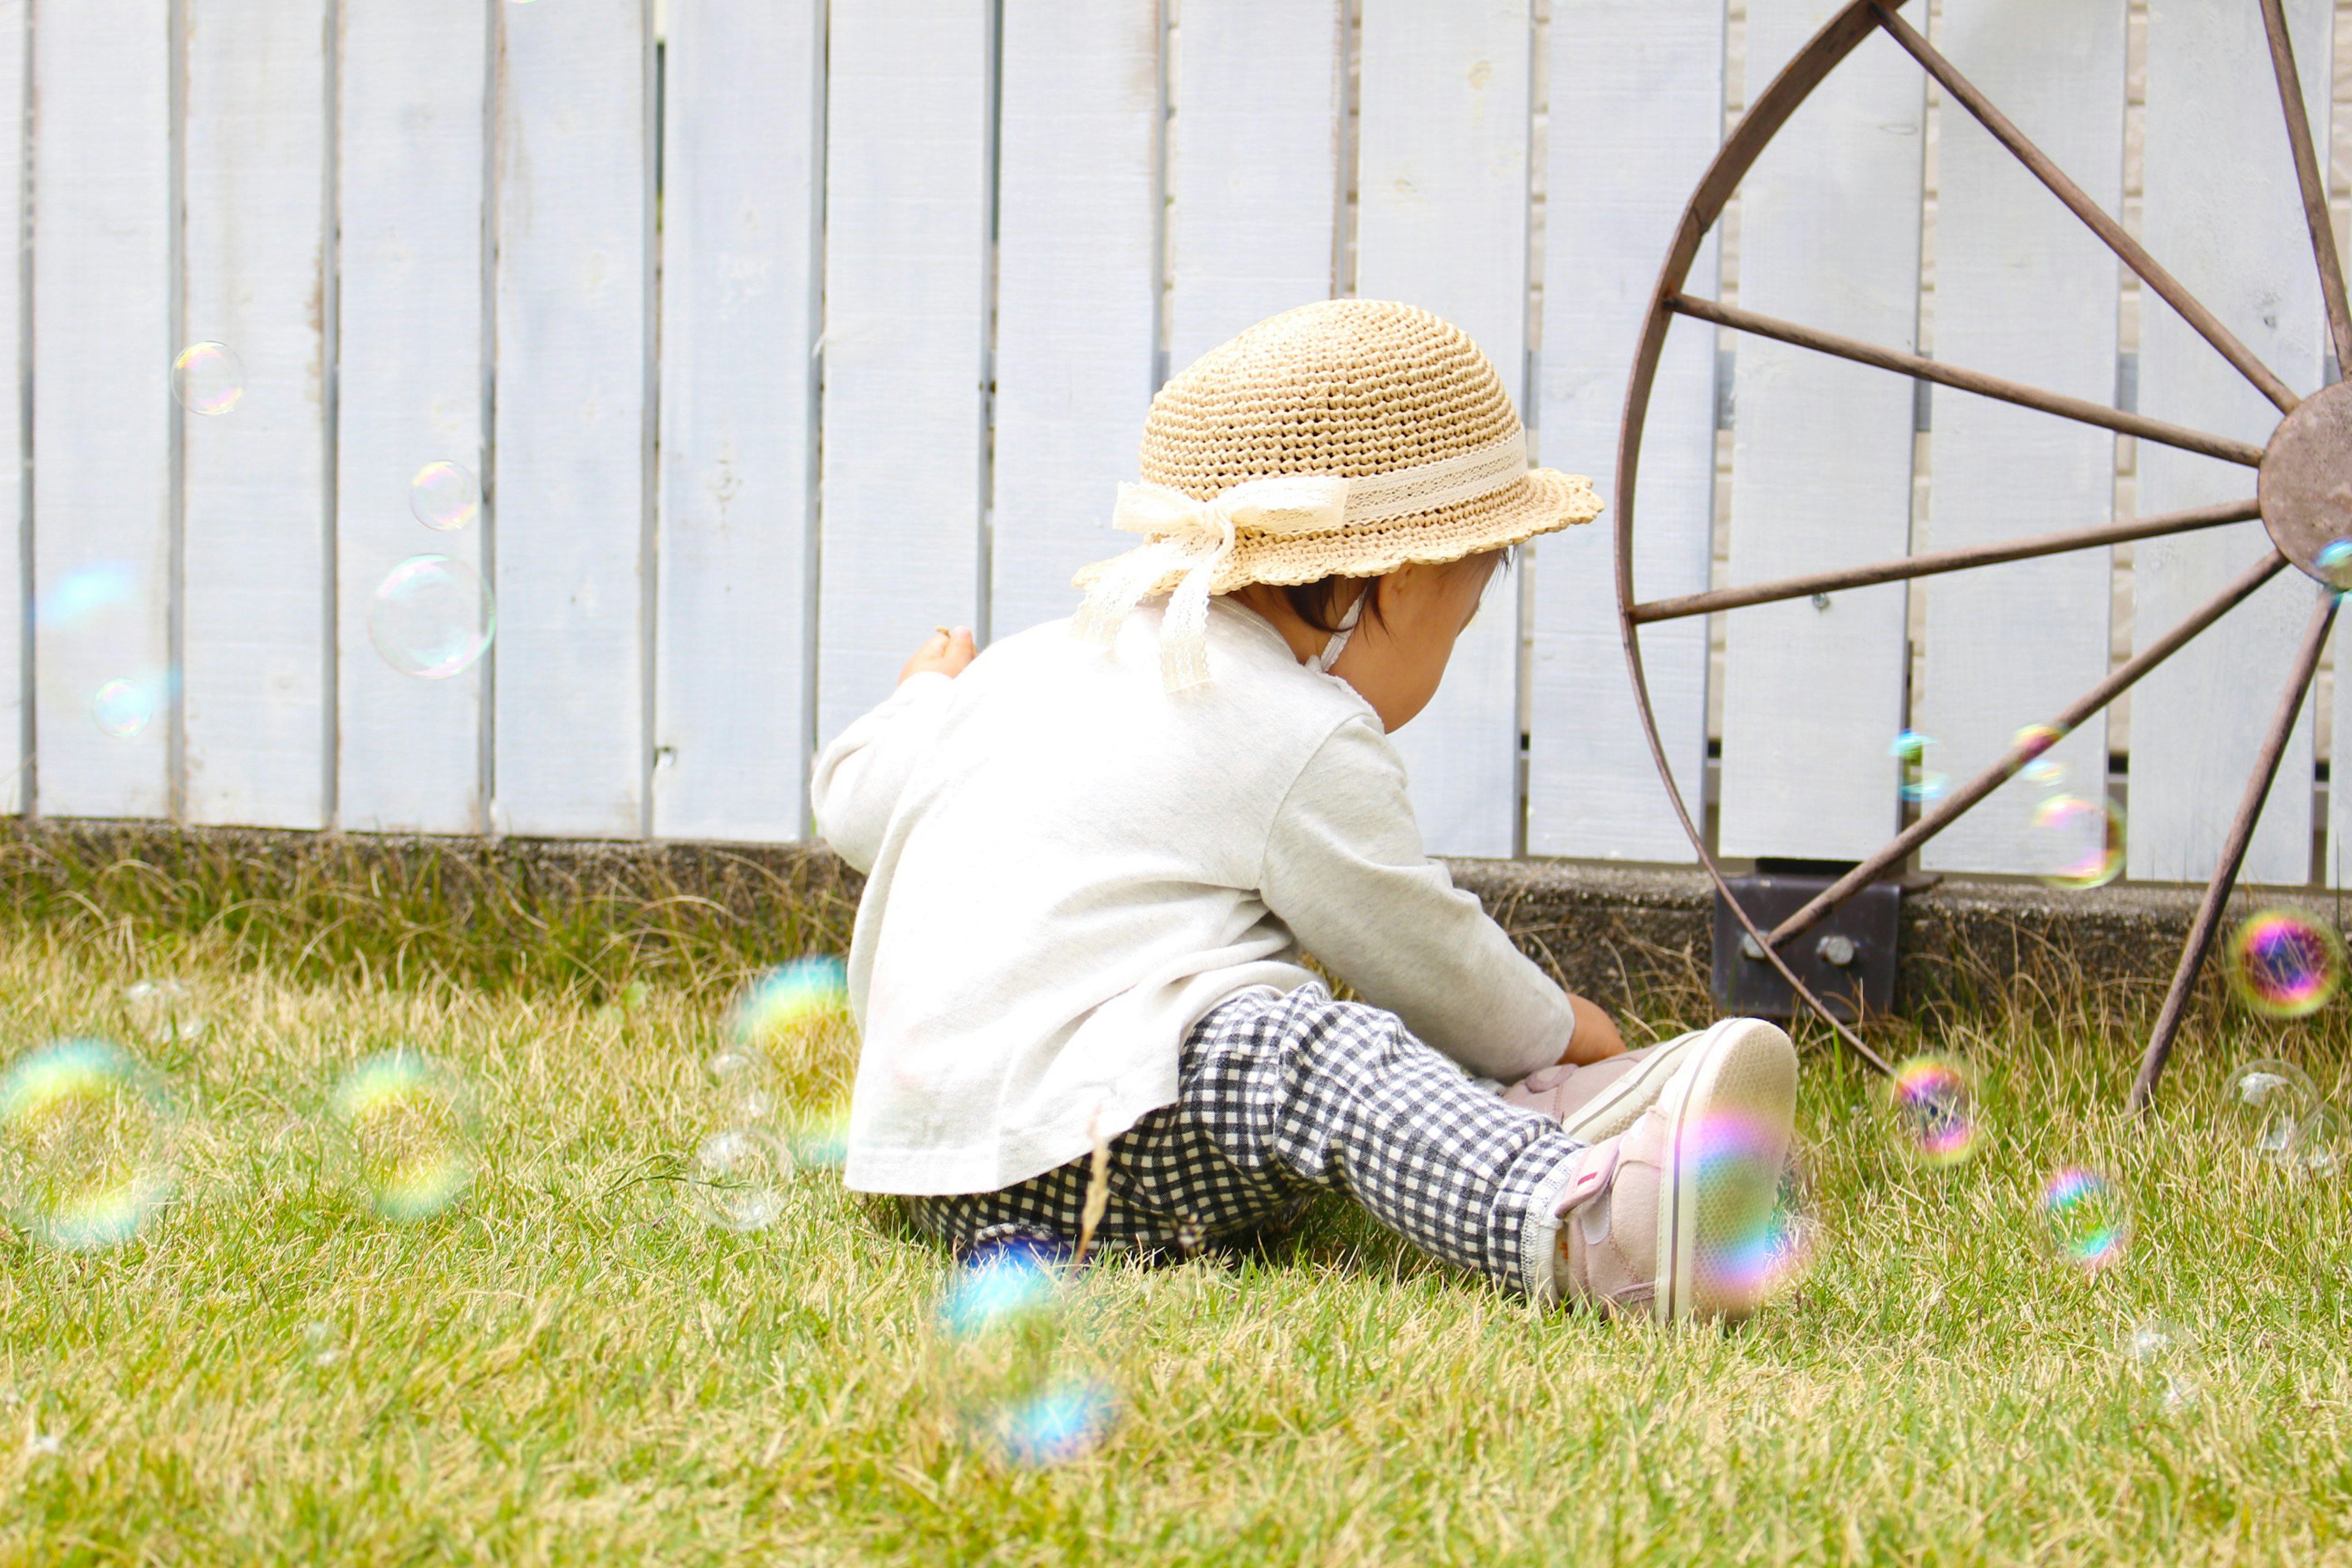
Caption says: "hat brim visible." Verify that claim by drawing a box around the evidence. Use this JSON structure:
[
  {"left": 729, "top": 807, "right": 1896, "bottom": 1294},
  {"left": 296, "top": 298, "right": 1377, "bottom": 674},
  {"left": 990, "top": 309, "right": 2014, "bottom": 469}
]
[{"left": 1072, "top": 469, "right": 1603, "bottom": 597}]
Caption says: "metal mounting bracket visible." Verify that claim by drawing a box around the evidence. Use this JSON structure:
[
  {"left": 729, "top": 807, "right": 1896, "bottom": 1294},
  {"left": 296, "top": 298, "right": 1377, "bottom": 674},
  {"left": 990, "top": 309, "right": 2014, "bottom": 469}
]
[{"left": 1711, "top": 874, "right": 1901, "bottom": 1022}]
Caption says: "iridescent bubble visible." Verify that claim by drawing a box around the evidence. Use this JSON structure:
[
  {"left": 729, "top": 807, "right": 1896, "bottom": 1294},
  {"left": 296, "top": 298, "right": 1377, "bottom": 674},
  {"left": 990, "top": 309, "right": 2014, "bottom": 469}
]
[
  {"left": 369, "top": 555, "right": 495, "bottom": 679},
  {"left": 1685, "top": 1113, "right": 1818, "bottom": 1308},
  {"left": 684, "top": 1126, "right": 791, "bottom": 1232},
  {"left": 328, "top": 1050, "right": 480, "bottom": 1223},
  {"left": 2219, "top": 1058, "right": 2319, "bottom": 1156},
  {"left": 789, "top": 1106, "right": 850, "bottom": 1170},
  {"left": 2037, "top": 1166, "right": 2131, "bottom": 1273},
  {"left": 1885, "top": 1055, "right": 1977, "bottom": 1167},
  {"left": 409, "top": 462, "right": 481, "bottom": 532},
  {"left": 2226, "top": 911, "right": 2343, "bottom": 1019},
  {"left": 725, "top": 957, "right": 849, "bottom": 1050},
  {"left": 2010, "top": 724, "right": 2068, "bottom": 790},
  {"left": 0, "top": 1038, "right": 181, "bottom": 1251},
  {"left": 2296, "top": 1104, "right": 2346, "bottom": 1178},
  {"left": 934, "top": 1238, "right": 1117, "bottom": 1468},
  {"left": 121, "top": 978, "right": 206, "bottom": 1044},
  {"left": 172, "top": 341, "right": 244, "bottom": 416},
  {"left": 38, "top": 561, "right": 136, "bottom": 630},
  {"left": 2320, "top": 537, "right": 2352, "bottom": 587},
  {"left": 2029, "top": 794, "right": 2125, "bottom": 889},
  {"left": 1889, "top": 729, "right": 1948, "bottom": 804},
  {"left": 91, "top": 677, "right": 157, "bottom": 739}
]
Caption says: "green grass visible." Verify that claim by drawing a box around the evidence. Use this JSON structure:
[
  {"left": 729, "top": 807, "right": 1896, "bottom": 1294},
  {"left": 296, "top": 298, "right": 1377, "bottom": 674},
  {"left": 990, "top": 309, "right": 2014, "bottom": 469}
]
[{"left": 0, "top": 918, "right": 2350, "bottom": 1566}]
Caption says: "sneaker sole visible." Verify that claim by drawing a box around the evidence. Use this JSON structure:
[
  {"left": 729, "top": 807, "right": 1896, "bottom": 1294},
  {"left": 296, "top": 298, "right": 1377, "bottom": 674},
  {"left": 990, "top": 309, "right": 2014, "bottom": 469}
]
[
  {"left": 1649, "top": 1017, "right": 1798, "bottom": 1325},
  {"left": 1552, "top": 1024, "right": 1722, "bottom": 1145}
]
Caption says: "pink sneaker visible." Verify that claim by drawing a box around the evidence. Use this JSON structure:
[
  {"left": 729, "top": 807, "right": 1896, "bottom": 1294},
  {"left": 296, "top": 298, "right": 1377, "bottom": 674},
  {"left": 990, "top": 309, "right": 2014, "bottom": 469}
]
[
  {"left": 1503, "top": 1025, "right": 1717, "bottom": 1144},
  {"left": 1545, "top": 1017, "right": 1798, "bottom": 1324}
]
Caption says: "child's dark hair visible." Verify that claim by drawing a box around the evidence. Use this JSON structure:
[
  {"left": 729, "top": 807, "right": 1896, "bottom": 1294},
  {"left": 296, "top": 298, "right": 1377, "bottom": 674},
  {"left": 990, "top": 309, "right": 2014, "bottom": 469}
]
[{"left": 1275, "top": 546, "right": 1515, "bottom": 635}]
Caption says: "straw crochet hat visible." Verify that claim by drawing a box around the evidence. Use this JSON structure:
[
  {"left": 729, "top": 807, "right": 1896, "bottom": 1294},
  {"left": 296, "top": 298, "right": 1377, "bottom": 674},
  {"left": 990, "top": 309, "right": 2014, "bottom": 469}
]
[{"left": 1072, "top": 298, "right": 1602, "bottom": 690}]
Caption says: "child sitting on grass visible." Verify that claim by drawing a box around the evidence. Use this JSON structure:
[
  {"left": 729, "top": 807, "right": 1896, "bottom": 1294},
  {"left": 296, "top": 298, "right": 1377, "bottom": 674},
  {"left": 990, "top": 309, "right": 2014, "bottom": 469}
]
[{"left": 814, "top": 300, "right": 1796, "bottom": 1322}]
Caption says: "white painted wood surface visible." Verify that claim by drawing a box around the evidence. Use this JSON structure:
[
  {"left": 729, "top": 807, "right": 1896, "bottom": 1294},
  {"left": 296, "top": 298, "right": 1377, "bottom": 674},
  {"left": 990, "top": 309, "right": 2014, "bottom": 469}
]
[
  {"left": 1354, "top": 0, "right": 1531, "bottom": 860},
  {"left": 1917, "top": 0, "right": 2124, "bottom": 875},
  {"left": 2135, "top": 0, "right": 2329, "bottom": 888},
  {"left": 0, "top": 0, "right": 26, "bottom": 816},
  {"left": 817, "top": 0, "right": 992, "bottom": 744},
  {"left": 335, "top": 0, "right": 489, "bottom": 835},
  {"left": 181, "top": 0, "right": 330, "bottom": 830},
  {"left": 1528, "top": 0, "right": 1722, "bottom": 863},
  {"left": 494, "top": 0, "right": 652, "bottom": 837},
  {"left": 1715, "top": 4, "right": 1924, "bottom": 863},
  {"left": 989, "top": 0, "right": 1161, "bottom": 644},
  {"left": 654, "top": 0, "right": 824, "bottom": 842},
  {"left": 31, "top": 0, "right": 173, "bottom": 821},
  {"left": 1164, "top": 0, "right": 1340, "bottom": 373}
]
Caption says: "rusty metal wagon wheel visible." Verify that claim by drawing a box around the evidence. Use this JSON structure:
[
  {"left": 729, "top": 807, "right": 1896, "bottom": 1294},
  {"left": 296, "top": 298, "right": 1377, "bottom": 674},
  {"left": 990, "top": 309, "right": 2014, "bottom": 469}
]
[{"left": 1614, "top": 0, "right": 2349, "bottom": 1109}]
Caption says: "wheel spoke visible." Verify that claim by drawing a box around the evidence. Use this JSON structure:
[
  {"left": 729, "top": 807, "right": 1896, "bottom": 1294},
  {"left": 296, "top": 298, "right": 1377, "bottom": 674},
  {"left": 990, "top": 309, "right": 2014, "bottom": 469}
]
[
  {"left": 1629, "top": 500, "right": 2258, "bottom": 625},
  {"left": 1872, "top": 2, "right": 2302, "bottom": 416},
  {"left": 1762, "top": 549, "right": 2292, "bottom": 948},
  {"left": 1673, "top": 295, "right": 2267, "bottom": 467},
  {"left": 2130, "top": 590, "right": 2340, "bottom": 1113},
  {"left": 2259, "top": 0, "right": 2352, "bottom": 377}
]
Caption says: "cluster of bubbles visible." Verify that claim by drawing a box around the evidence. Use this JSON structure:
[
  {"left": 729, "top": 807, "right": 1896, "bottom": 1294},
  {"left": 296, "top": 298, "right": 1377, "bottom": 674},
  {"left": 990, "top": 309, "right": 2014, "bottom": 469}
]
[
  {"left": 1885, "top": 725, "right": 2124, "bottom": 888},
  {"left": 2211, "top": 908, "right": 2348, "bottom": 1176},
  {"left": 932, "top": 1239, "right": 1118, "bottom": 1468},
  {"left": 0, "top": 981, "right": 484, "bottom": 1251},
  {"left": 682, "top": 958, "right": 852, "bottom": 1233},
  {"left": 1888, "top": 730, "right": 1947, "bottom": 805}
]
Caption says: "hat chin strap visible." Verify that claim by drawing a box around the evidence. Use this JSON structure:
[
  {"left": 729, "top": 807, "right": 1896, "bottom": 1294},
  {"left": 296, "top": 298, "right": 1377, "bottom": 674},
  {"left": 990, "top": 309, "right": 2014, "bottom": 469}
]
[{"left": 1306, "top": 591, "right": 1365, "bottom": 675}]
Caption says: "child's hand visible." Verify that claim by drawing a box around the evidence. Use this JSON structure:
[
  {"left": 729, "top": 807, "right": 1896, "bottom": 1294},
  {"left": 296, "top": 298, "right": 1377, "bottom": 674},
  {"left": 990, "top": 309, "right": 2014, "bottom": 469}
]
[
  {"left": 1559, "top": 994, "right": 1627, "bottom": 1064},
  {"left": 900, "top": 625, "right": 977, "bottom": 684}
]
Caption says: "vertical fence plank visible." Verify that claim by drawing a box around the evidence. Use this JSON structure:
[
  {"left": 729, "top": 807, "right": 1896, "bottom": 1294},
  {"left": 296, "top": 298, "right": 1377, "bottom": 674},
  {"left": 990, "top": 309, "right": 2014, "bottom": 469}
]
[
  {"left": 1355, "top": 0, "right": 1530, "bottom": 859},
  {"left": 989, "top": 0, "right": 1159, "bottom": 644},
  {"left": 2136, "top": 0, "right": 2328, "bottom": 888},
  {"left": 1917, "top": 0, "right": 2124, "bottom": 875},
  {"left": 653, "top": 0, "right": 824, "bottom": 842},
  {"left": 494, "top": 0, "right": 652, "bottom": 837},
  {"left": 1715, "top": 6, "right": 1923, "bottom": 863},
  {"left": 816, "top": 0, "right": 991, "bottom": 744},
  {"left": 31, "top": 0, "right": 173, "bottom": 820},
  {"left": 1528, "top": 0, "right": 1721, "bottom": 863},
  {"left": 1164, "top": 0, "right": 1339, "bottom": 372},
  {"left": 181, "top": 0, "right": 330, "bottom": 829},
  {"left": 336, "top": 0, "right": 488, "bottom": 835},
  {"left": 0, "top": 0, "right": 24, "bottom": 816}
]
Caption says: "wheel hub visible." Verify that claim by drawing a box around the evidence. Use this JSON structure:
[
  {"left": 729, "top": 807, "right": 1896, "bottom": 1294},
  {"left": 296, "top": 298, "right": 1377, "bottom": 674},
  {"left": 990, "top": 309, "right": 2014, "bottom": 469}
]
[{"left": 2261, "top": 380, "right": 2352, "bottom": 585}]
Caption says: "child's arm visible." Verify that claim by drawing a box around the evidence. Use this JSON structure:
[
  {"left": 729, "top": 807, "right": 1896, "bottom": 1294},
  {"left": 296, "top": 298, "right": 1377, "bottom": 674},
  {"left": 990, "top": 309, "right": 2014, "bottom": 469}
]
[
  {"left": 811, "top": 628, "right": 976, "bottom": 873},
  {"left": 1261, "top": 712, "right": 1607, "bottom": 1082}
]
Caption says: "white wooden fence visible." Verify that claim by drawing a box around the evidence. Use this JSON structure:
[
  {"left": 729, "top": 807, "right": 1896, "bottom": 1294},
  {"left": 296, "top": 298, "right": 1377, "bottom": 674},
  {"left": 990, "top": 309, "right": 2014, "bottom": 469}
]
[{"left": 0, "top": 0, "right": 2342, "bottom": 887}]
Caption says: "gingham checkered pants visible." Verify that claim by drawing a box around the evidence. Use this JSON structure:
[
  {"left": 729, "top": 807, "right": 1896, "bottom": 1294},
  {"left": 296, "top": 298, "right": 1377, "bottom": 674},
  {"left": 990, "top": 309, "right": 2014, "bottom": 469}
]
[{"left": 903, "top": 984, "right": 1585, "bottom": 1297}]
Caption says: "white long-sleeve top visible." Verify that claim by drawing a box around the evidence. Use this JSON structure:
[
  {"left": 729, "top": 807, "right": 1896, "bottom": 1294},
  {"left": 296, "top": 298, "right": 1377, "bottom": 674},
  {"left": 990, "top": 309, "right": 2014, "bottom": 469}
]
[{"left": 812, "top": 597, "right": 1578, "bottom": 1195}]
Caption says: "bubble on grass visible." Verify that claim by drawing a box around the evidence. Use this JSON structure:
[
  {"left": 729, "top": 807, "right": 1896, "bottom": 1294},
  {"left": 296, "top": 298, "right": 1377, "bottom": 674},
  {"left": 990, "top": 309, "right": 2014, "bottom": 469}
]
[
  {"left": 2295, "top": 1104, "right": 2347, "bottom": 1178},
  {"left": 2029, "top": 794, "right": 2125, "bottom": 890},
  {"left": 2226, "top": 911, "right": 2343, "bottom": 1019},
  {"left": 0, "top": 1038, "right": 181, "bottom": 1251},
  {"left": 789, "top": 1106, "right": 850, "bottom": 1170},
  {"left": 934, "top": 1238, "right": 1117, "bottom": 1468},
  {"left": 328, "top": 1050, "right": 479, "bottom": 1223},
  {"left": 409, "top": 461, "right": 481, "bottom": 532},
  {"left": 1889, "top": 729, "right": 1948, "bottom": 804},
  {"left": 172, "top": 341, "right": 244, "bottom": 416},
  {"left": 2219, "top": 1058, "right": 2319, "bottom": 1156},
  {"left": 2011, "top": 724, "right": 2068, "bottom": 789},
  {"left": 301, "top": 1320, "right": 343, "bottom": 1367},
  {"left": 1885, "top": 1055, "right": 1977, "bottom": 1167},
  {"left": 684, "top": 1126, "right": 791, "bottom": 1232},
  {"left": 1685, "top": 1113, "right": 1818, "bottom": 1307},
  {"left": 725, "top": 957, "right": 848, "bottom": 1049},
  {"left": 704, "top": 1044, "right": 779, "bottom": 1126},
  {"left": 2119, "top": 1315, "right": 2203, "bottom": 1413},
  {"left": 369, "top": 554, "right": 495, "bottom": 679},
  {"left": 91, "top": 677, "right": 158, "bottom": 739},
  {"left": 2037, "top": 1166, "right": 2131, "bottom": 1273},
  {"left": 121, "top": 978, "right": 206, "bottom": 1044},
  {"left": 27, "top": 1431, "right": 59, "bottom": 1458}
]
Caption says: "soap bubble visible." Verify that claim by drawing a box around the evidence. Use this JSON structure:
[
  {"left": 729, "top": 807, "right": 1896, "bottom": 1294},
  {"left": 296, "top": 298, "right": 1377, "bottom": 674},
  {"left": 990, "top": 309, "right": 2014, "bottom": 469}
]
[
  {"left": 172, "top": 341, "right": 244, "bottom": 416},
  {"left": 369, "top": 555, "right": 494, "bottom": 679},
  {"left": 725, "top": 957, "right": 849, "bottom": 1049},
  {"left": 2029, "top": 794, "right": 2125, "bottom": 889},
  {"left": 2219, "top": 1058, "right": 2319, "bottom": 1156},
  {"left": 934, "top": 1238, "right": 1118, "bottom": 1468},
  {"left": 91, "top": 677, "right": 159, "bottom": 739},
  {"left": 409, "top": 462, "right": 481, "bottom": 532},
  {"left": 704, "top": 1044, "right": 779, "bottom": 1125},
  {"left": 1889, "top": 729, "right": 1948, "bottom": 804},
  {"left": 2037, "top": 1166, "right": 2130, "bottom": 1273},
  {"left": 1686, "top": 1114, "right": 1819, "bottom": 1308},
  {"left": 2118, "top": 1315, "right": 2203, "bottom": 1413},
  {"left": 2010, "top": 724, "right": 2068, "bottom": 789},
  {"left": 301, "top": 1320, "right": 343, "bottom": 1368},
  {"left": 2320, "top": 537, "right": 2352, "bottom": 589},
  {"left": 789, "top": 1106, "right": 850, "bottom": 1170},
  {"left": 38, "top": 561, "right": 137, "bottom": 630},
  {"left": 684, "top": 1126, "right": 791, "bottom": 1231},
  {"left": 0, "top": 1039, "right": 181, "bottom": 1251},
  {"left": 2295, "top": 1104, "right": 2346, "bottom": 1178},
  {"left": 121, "top": 978, "right": 206, "bottom": 1044},
  {"left": 1885, "top": 1055, "right": 1977, "bottom": 1166},
  {"left": 328, "top": 1050, "right": 479, "bottom": 1223},
  {"left": 2226, "top": 911, "right": 2343, "bottom": 1019}
]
